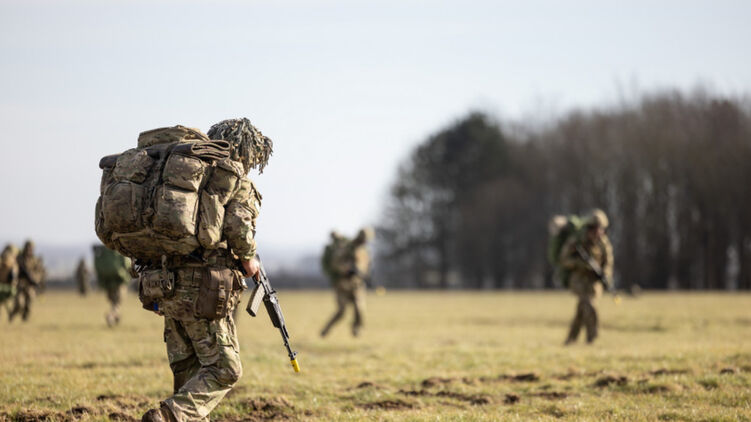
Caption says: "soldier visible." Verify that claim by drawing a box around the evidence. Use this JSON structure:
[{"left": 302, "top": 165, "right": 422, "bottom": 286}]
[
  {"left": 92, "top": 245, "right": 132, "bottom": 327},
  {"left": 9, "top": 240, "right": 44, "bottom": 322},
  {"left": 560, "top": 209, "right": 613, "bottom": 345},
  {"left": 320, "top": 228, "right": 373, "bottom": 338},
  {"left": 0, "top": 244, "right": 20, "bottom": 319},
  {"left": 94, "top": 118, "right": 271, "bottom": 422},
  {"left": 75, "top": 257, "right": 90, "bottom": 296}
]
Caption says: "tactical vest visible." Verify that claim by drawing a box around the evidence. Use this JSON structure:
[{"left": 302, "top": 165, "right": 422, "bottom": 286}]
[{"left": 95, "top": 126, "right": 247, "bottom": 262}]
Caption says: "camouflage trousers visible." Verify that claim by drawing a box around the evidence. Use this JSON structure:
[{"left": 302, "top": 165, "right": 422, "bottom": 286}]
[
  {"left": 162, "top": 313, "right": 242, "bottom": 421},
  {"left": 9, "top": 281, "right": 34, "bottom": 322},
  {"left": 157, "top": 267, "right": 244, "bottom": 422},
  {"left": 566, "top": 278, "right": 603, "bottom": 343},
  {"left": 321, "top": 280, "right": 366, "bottom": 337}
]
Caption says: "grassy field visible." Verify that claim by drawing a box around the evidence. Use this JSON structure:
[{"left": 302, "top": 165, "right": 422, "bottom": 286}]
[{"left": 1, "top": 290, "right": 750, "bottom": 421}]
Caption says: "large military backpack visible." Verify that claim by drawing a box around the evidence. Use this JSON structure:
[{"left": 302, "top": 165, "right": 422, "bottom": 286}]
[
  {"left": 92, "top": 245, "right": 131, "bottom": 286},
  {"left": 95, "top": 126, "right": 246, "bottom": 262},
  {"left": 547, "top": 215, "right": 583, "bottom": 288}
]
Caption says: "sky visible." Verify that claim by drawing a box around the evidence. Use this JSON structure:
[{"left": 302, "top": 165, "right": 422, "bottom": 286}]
[{"left": 1, "top": 0, "right": 750, "bottom": 255}]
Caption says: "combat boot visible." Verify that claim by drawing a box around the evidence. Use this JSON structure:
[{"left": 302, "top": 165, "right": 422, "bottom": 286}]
[{"left": 141, "top": 404, "right": 176, "bottom": 422}]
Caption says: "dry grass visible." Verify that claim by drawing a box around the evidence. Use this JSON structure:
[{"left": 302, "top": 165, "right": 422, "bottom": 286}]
[{"left": 1, "top": 290, "right": 750, "bottom": 421}]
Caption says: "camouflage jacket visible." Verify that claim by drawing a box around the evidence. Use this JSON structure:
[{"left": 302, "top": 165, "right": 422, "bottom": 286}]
[
  {"left": 222, "top": 178, "right": 261, "bottom": 262},
  {"left": 559, "top": 233, "right": 613, "bottom": 288}
]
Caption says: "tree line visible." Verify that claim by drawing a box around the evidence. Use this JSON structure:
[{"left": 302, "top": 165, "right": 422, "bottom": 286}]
[{"left": 376, "top": 89, "right": 751, "bottom": 290}]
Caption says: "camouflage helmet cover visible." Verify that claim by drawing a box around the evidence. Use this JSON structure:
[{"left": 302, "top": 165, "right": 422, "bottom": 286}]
[
  {"left": 207, "top": 118, "right": 273, "bottom": 174},
  {"left": 585, "top": 209, "right": 609, "bottom": 229}
]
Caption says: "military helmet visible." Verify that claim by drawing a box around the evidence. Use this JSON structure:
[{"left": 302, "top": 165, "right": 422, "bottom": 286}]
[
  {"left": 585, "top": 209, "right": 609, "bottom": 229},
  {"left": 2, "top": 244, "right": 19, "bottom": 260},
  {"left": 207, "top": 118, "right": 273, "bottom": 174},
  {"left": 22, "top": 240, "right": 34, "bottom": 254}
]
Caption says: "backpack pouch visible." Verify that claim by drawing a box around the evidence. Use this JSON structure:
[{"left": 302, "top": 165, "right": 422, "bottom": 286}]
[
  {"left": 113, "top": 230, "right": 200, "bottom": 261},
  {"left": 152, "top": 186, "right": 199, "bottom": 238},
  {"left": 113, "top": 149, "right": 155, "bottom": 184},
  {"left": 102, "top": 181, "right": 145, "bottom": 233},
  {"left": 197, "top": 192, "right": 225, "bottom": 249},
  {"left": 162, "top": 153, "right": 207, "bottom": 192}
]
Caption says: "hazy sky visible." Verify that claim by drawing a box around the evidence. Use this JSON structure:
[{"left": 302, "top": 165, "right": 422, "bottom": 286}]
[{"left": 1, "top": 0, "right": 750, "bottom": 253}]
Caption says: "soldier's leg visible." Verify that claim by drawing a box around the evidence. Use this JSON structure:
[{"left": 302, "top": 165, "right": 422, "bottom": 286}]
[
  {"left": 584, "top": 284, "right": 602, "bottom": 343},
  {"left": 8, "top": 288, "right": 21, "bottom": 321},
  {"left": 164, "top": 317, "right": 201, "bottom": 395},
  {"left": 105, "top": 284, "right": 123, "bottom": 326},
  {"left": 320, "top": 289, "right": 348, "bottom": 337},
  {"left": 21, "top": 287, "right": 34, "bottom": 321},
  {"left": 565, "top": 298, "right": 584, "bottom": 344},
  {"left": 351, "top": 288, "right": 365, "bottom": 337},
  {"left": 162, "top": 314, "right": 242, "bottom": 421}
]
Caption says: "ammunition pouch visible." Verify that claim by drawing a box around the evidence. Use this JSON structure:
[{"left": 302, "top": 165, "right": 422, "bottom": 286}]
[
  {"left": 194, "top": 267, "right": 240, "bottom": 320},
  {"left": 138, "top": 269, "right": 175, "bottom": 311}
]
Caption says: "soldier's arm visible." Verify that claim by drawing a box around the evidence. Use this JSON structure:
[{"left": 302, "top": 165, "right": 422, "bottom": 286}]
[
  {"left": 223, "top": 178, "right": 260, "bottom": 263},
  {"left": 558, "top": 239, "right": 584, "bottom": 271},
  {"left": 601, "top": 235, "right": 614, "bottom": 285}
]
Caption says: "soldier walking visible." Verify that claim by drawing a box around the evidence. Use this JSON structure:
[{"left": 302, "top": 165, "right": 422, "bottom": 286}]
[
  {"left": 95, "top": 118, "right": 272, "bottom": 421},
  {"left": 9, "top": 240, "right": 44, "bottom": 322},
  {"left": 92, "top": 245, "right": 132, "bottom": 326},
  {"left": 0, "top": 244, "right": 19, "bottom": 319},
  {"left": 320, "top": 228, "right": 373, "bottom": 337},
  {"left": 559, "top": 209, "right": 614, "bottom": 345},
  {"left": 75, "top": 257, "right": 90, "bottom": 296}
]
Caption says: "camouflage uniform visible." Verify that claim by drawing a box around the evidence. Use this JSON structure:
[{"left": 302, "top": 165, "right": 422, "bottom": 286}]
[
  {"left": 9, "top": 241, "right": 43, "bottom": 322},
  {"left": 0, "top": 245, "right": 19, "bottom": 318},
  {"left": 93, "top": 245, "right": 132, "bottom": 327},
  {"left": 139, "top": 118, "right": 268, "bottom": 422},
  {"left": 560, "top": 210, "right": 613, "bottom": 344},
  {"left": 75, "top": 258, "right": 90, "bottom": 296},
  {"left": 320, "top": 229, "right": 373, "bottom": 337}
]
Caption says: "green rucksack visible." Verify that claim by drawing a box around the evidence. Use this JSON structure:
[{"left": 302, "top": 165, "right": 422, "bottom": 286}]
[
  {"left": 92, "top": 245, "right": 131, "bottom": 286},
  {"left": 547, "top": 215, "right": 583, "bottom": 288}
]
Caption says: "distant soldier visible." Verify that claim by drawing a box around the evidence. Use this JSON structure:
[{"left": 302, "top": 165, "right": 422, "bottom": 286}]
[
  {"left": 92, "top": 245, "right": 132, "bottom": 327},
  {"left": 75, "top": 258, "right": 90, "bottom": 296},
  {"left": 320, "top": 228, "right": 374, "bottom": 337},
  {"left": 9, "top": 240, "right": 44, "bottom": 322},
  {"left": 0, "top": 244, "right": 20, "bottom": 319},
  {"left": 558, "top": 209, "right": 614, "bottom": 345}
]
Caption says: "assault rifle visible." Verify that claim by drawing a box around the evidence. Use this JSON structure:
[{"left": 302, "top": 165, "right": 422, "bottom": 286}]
[
  {"left": 244, "top": 256, "right": 301, "bottom": 373},
  {"left": 575, "top": 244, "right": 621, "bottom": 304}
]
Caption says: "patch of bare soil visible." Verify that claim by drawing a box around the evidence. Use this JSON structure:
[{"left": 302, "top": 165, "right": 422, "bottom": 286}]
[
  {"left": 352, "top": 381, "right": 386, "bottom": 390},
  {"left": 650, "top": 368, "right": 690, "bottom": 376},
  {"left": 421, "top": 377, "right": 456, "bottom": 388},
  {"left": 593, "top": 375, "right": 628, "bottom": 387},
  {"left": 358, "top": 399, "right": 417, "bottom": 411},
  {"left": 2, "top": 409, "right": 66, "bottom": 422},
  {"left": 529, "top": 391, "right": 569, "bottom": 400},
  {"left": 107, "top": 412, "right": 137, "bottom": 421},
  {"left": 398, "top": 389, "right": 490, "bottom": 405},
  {"left": 434, "top": 391, "right": 490, "bottom": 405},
  {"left": 66, "top": 406, "right": 94, "bottom": 418},
  {"left": 501, "top": 373, "right": 540, "bottom": 382},
  {"left": 239, "top": 397, "right": 296, "bottom": 421},
  {"left": 504, "top": 393, "right": 520, "bottom": 404}
]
